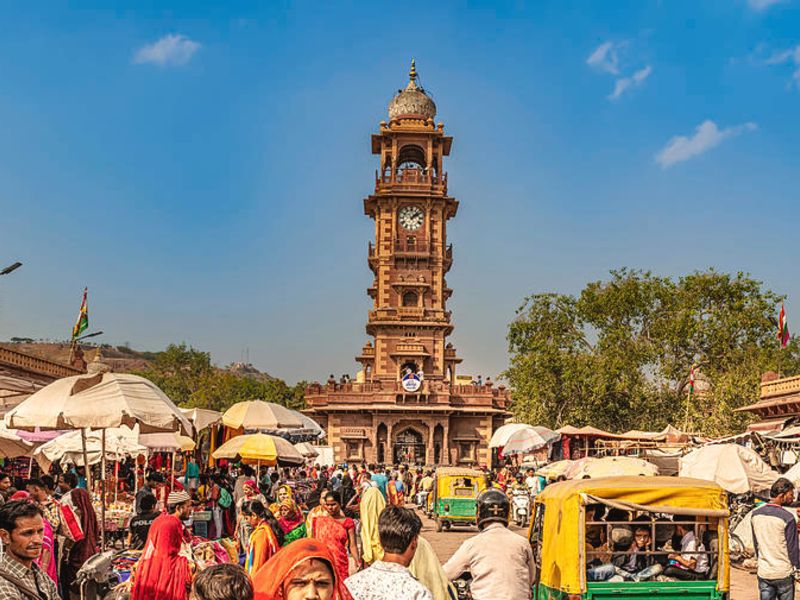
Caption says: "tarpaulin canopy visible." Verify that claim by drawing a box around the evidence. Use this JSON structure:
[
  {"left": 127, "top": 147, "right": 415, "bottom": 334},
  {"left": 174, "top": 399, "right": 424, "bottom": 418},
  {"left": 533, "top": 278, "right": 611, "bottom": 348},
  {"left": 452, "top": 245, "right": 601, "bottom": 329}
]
[
  {"left": 5, "top": 372, "right": 193, "bottom": 435},
  {"left": 679, "top": 443, "right": 779, "bottom": 494},
  {"left": 566, "top": 456, "right": 659, "bottom": 479},
  {"left": 535, "top": 459, "right": 574, "bottom": 481}
]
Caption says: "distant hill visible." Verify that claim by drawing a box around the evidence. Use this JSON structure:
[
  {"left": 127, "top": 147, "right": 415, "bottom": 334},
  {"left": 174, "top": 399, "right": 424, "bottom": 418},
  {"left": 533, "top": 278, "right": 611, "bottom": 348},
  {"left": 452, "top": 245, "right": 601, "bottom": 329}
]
[{"left": 0, "top": 341, "right": 276, "bottom": 380}]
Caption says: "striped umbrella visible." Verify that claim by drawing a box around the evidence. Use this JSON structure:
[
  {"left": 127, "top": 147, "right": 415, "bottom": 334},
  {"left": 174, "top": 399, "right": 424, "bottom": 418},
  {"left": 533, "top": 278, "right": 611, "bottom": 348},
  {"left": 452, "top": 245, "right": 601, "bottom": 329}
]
[{"left": 212, "top": 433, "right": 304, "bottom": 466}]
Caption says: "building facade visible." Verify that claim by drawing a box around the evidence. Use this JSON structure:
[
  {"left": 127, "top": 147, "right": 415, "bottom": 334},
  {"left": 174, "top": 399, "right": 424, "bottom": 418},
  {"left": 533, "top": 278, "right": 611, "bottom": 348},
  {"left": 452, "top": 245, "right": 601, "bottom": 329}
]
[
  {"left": 737, "top": 371, "right": 800, "bottom": 432},
  {"left": 305, "top": 62, "right": 510, "bottom": 466},
  {"left": 0, "top": 345, "right": 84, "bottom": 416}
]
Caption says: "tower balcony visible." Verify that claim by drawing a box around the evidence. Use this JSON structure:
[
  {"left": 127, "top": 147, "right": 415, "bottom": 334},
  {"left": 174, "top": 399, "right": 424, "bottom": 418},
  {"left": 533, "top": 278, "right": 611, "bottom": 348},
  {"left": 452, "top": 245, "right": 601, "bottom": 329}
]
[{"left": 374, "top": 170, "right": 448, "bottom": 195}]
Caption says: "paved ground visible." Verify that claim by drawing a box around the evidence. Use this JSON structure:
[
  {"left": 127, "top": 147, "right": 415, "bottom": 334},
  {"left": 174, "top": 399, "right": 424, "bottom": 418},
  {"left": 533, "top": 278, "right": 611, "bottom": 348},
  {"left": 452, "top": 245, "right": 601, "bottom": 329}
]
[{"left": 416, "top": 509, "right": 760, "bottom": 599}]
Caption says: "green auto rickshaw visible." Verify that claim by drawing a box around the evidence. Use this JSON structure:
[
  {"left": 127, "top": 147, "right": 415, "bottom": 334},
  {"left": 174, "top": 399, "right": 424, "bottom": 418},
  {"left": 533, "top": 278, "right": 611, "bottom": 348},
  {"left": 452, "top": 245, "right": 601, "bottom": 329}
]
[{"left": 431, "top": 467, "right": 487, "bottom": 532}]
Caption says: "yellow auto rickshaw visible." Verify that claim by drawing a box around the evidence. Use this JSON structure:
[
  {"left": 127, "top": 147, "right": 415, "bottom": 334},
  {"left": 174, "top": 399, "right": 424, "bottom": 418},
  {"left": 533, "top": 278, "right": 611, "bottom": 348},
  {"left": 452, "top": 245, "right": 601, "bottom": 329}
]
[
  {"left": 431, "top": 467, "right": 487, "bottom": 532},
  {"left": 528, "top": 476, "right": 730, "bottom": 599}
]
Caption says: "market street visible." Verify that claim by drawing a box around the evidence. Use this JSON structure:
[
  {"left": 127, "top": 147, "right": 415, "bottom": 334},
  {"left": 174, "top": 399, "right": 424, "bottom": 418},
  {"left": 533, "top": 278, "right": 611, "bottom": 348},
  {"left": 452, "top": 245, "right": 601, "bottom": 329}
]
[{"left": 418, "top": 514, "right": 760, "bottom": 600}]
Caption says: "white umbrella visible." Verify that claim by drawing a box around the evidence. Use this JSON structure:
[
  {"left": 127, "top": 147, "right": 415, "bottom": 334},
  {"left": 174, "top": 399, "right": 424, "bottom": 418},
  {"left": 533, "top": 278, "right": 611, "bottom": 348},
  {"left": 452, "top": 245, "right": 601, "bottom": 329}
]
[
  {"left": 34, "top": 428, "right": 147, "bottom": 472},
  {"left": 222, "top": 400, "right": 303, "bottom": 430},
  {"left": 294, "top": 442, "right": 320, "bottom": 458},
  {"left": 679, "top": 444, "right": 779, "bottom": 494},
  {"left": 0, "top": 427, "right": 32, "bottom": 458},
  {"left": 4, "top": 372, "right": 193, "bottom": 435},
  {"left": 489, "top": 423, "right": 536, "bottom": 448},
  {"left": 5, "top": 371, "right": 192, "bottom": 548},
  {"left": 180, "top": 408, "right": 221, "bottom": 432},
  {"left": 502, "top": 426, "right": 560, "bottom": 455}
]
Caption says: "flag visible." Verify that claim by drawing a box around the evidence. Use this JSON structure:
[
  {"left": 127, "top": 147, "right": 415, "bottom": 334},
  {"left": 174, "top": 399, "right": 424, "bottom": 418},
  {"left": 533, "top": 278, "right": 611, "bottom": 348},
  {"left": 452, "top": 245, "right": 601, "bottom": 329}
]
[
  {"left": 688, "top": 365, "right": 695, "bottom": 396},
  {"left": 779, "top": 303, "right": 790, "bottom": 348},
  {"left": 71, "top": 287, "right": 89, "bottom": 340}
]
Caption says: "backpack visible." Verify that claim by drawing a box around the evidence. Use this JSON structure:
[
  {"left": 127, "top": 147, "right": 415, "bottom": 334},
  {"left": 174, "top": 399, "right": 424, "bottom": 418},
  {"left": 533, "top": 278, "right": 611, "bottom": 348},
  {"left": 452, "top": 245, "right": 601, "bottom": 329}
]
[{"left": 218, "top": 487, "right": 232, "bottom": 509}]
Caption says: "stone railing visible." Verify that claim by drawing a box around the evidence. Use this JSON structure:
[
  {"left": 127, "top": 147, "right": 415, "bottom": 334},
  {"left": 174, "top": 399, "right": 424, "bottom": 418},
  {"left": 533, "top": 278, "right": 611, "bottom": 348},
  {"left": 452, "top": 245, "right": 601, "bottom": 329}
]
[
  {"left": 0, "top": 346, "right": 84, "bottom": 378},
  {"left": 761, "top": 375, "right": 800, "bottom": 399}
]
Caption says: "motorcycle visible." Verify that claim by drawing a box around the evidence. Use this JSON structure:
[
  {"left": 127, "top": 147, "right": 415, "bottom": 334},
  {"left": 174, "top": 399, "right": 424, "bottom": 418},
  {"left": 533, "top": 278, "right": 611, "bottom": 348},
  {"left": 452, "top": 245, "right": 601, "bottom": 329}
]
[
  {"left": 75, "top": 549, "right": 118, "bottom": 600},
  {"left": 510, "top": 487, "right": 531, "bottom": 528},
  {"left": 451, "top": 572, "right": 473, "bottom": 600}
]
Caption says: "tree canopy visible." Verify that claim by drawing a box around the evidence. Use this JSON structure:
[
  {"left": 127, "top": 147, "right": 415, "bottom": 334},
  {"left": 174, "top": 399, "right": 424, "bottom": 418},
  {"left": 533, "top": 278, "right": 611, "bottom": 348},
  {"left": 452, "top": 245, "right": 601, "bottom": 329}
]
[
  {"left": 505, "top": 268, "right": 800, "bottom": 435},
  {"left": 134, "top": 343, "right": 305, "bottom": 412}
]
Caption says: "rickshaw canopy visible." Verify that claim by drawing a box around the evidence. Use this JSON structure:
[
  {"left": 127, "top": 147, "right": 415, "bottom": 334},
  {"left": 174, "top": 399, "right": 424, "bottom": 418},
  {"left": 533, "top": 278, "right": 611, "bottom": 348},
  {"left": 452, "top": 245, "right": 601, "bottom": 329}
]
[
  {"left": 534, "top": 476, "right": 730, "bottom": 595},
  {"left": 434, "top": 467, "right": 486, "bottom": 497}
]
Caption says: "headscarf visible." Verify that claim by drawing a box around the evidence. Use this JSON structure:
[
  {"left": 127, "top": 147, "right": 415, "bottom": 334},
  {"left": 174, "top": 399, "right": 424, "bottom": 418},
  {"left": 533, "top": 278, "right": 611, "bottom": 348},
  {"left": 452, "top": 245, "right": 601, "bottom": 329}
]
[
  {"left": 252, "top": 538, "right": 352, "bottom": 600},
  {"left": 277, "top": 499, "right": 303, "bottom": 534},
  {"left": 68, "top": 487, "right": 99, "bottom": 567},
  {"left": 409, "top": 536, "right": 455, "bottom": 600},
  {"left": 359, "top": 486, "right": 385, "bottom": 563}
]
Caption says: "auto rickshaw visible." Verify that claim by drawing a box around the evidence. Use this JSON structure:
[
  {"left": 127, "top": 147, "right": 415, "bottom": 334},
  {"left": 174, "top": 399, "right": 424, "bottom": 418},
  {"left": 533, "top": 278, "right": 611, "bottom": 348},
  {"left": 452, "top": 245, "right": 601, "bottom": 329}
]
[
  {"left": 431, "top": 466, "right": 487, "bottom": 532},
  {"left": 528, "top": 476, "right": 730, "bottom": 599}
]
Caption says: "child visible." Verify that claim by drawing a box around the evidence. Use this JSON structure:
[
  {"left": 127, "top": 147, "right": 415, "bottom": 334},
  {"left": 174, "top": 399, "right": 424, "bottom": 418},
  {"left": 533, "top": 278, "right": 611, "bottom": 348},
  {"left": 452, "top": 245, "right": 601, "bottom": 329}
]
[{"left": 191, "top": 563, "right": 253, "bottom": 600}]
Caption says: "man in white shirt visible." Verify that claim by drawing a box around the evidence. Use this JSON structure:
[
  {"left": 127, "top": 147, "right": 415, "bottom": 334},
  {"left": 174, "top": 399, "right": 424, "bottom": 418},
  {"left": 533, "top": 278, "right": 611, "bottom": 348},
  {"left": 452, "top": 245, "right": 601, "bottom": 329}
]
[
  {"left": 663, "top": 518, "right": 709, "bottom": 581},
  {"left": 443, "top": 489, "right": 535, "bottom": 600},
  {"left": 346, "top": 506, "right": 433, "bottom": 600},
  {"left": 751, "top": 477, "right": 799, "bottom": 600}
]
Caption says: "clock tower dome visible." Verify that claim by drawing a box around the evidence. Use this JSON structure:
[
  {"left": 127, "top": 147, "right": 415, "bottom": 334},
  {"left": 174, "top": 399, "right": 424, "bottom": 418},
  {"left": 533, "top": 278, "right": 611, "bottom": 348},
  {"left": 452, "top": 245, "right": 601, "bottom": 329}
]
[{"left": 305, "top": 61, "right": 510, "bottom": 466}]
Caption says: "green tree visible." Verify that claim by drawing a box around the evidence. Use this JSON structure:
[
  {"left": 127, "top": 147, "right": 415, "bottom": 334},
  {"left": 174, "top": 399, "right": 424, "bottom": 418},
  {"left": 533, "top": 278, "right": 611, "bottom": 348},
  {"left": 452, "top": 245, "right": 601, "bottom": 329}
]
[
  {"left": 135, "top": 343, "right": 305, "bottom": 412},
  {"left": 506, "top": 269, "right": 800, "bottom": 435}
]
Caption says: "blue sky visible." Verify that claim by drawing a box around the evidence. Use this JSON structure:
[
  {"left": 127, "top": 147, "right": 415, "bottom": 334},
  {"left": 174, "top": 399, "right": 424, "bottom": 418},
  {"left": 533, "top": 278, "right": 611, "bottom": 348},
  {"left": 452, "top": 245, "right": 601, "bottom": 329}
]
[{"left": 1, "top": 1, "right": 798, "bottom": 383}]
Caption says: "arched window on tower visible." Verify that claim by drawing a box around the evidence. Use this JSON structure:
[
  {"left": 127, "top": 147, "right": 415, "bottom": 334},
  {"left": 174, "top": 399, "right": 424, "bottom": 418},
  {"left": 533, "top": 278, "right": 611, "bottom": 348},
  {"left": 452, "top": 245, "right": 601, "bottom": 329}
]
[
  {"left": 402, "top": 291, "right": 418, "bottom": 307},
  {"left": 396, "top": 144, "right": 426, "bottom": 182}
]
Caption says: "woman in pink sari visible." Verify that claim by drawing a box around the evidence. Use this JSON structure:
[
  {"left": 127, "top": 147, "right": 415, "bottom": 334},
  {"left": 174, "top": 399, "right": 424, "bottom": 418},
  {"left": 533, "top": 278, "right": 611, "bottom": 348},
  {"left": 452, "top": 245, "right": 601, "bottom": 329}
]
[{"left": 310, "top": 489, "right": 361, "bottom": 581}]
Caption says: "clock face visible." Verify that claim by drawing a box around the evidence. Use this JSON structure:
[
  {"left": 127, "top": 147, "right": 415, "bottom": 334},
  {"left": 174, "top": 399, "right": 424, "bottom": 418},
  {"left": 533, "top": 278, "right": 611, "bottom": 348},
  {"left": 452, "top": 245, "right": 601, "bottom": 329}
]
[{"left": 398, "top": 206, "right": 424, "bottom": 231}]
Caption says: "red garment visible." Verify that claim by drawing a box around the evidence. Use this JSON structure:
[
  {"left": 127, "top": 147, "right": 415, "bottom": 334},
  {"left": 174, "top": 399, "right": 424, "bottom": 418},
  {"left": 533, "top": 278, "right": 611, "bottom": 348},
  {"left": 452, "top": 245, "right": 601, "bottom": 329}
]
[
  {"left": 253, "top": 538, "right": 352, "bottom": 600},
  {"left": 67, "top": 488, "right": 99, "bottom": 568},
  {"left": 131, "top": 513, "right": 191, "bottom": 600},
  {"left": 311, "top": 516, "right": 355, "bottom": 582}
]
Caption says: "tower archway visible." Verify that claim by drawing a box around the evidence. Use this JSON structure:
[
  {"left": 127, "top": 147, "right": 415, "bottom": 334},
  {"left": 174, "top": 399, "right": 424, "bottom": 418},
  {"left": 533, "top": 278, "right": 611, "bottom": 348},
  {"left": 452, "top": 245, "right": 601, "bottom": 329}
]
[{"left": 393, "top": 427, "right": 424, "bottom": 465}]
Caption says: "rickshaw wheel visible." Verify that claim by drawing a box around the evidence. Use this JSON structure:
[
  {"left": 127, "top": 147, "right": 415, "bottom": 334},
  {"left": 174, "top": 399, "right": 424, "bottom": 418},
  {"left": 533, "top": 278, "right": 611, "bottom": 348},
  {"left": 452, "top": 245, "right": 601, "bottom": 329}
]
[{"left": 444, "top": 521, "right": 451, "bottom": 530}]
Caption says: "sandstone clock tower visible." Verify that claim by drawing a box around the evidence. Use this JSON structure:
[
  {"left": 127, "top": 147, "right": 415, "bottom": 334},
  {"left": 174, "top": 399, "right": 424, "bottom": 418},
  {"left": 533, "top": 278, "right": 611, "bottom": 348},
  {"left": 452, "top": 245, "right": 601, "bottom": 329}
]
[{"left": 305, "top": 61, "right": 510, "bottom": 466}]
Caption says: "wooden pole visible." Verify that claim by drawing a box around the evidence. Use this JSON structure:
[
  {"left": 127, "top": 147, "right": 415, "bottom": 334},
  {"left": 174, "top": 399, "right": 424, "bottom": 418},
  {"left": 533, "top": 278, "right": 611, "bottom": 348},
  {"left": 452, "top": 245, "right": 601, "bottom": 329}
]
[
  {"left": 170, "top": 451, "right": 175, "bottom": 493},
  {"left": 100, "top": 429, "right": 106, "bottom": 550},
  {"left": 80, "top": 429, "right": 92, "bottom": 492}
]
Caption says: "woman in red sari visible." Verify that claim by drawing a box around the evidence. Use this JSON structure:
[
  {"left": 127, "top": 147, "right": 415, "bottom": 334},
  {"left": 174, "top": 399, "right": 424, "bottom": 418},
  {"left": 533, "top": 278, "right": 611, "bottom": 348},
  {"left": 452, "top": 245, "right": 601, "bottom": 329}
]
[
  {"left": 132, "top": 491, "right": 193, "bottom": 600},
  {"left": 311, "top": 489, "right": 361, "bottom": 582},
  {"left": 252, "top": 538, "right": 352, "bottom": 600}
]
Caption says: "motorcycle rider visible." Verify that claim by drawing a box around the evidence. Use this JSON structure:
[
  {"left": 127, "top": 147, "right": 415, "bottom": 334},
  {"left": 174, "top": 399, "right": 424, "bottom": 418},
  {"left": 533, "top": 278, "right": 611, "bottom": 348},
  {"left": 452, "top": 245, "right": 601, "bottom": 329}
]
[
  {"left": 507, "top": 473, "right": 529, "bottom": 493},
  {"left": 443, "top": 489, "right": 535, "bottom": 600}
]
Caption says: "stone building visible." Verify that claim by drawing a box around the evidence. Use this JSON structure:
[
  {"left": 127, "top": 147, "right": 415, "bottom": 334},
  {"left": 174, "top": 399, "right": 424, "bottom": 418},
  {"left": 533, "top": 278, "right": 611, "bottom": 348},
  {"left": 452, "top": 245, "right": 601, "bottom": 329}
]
[
  {"left": 305, "top": 62, "right": 511, "bottom": 466},
  {"left": 0, "top": 345, "right": 84, "bottom": 416},
  {"left": 736, "top": 371, "right": 800, "bottom": 432}
]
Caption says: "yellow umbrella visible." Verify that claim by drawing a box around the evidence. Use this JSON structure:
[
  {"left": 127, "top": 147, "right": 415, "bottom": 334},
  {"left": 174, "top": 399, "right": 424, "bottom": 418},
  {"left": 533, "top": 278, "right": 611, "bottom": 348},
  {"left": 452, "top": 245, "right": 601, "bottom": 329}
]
[
  {"left": 212, "top": 433, "right": 303, "bottom": 466},
  {"left": 221, "top": 401, "right": 303, "bottom": 431}
]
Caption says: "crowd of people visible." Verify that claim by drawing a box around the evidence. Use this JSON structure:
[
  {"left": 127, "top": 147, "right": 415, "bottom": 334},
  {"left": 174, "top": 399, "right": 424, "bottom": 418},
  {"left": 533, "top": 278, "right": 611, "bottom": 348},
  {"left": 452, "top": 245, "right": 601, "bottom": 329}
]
[{"left": 0, "top": 461, "right": 539, "bottom": 600}]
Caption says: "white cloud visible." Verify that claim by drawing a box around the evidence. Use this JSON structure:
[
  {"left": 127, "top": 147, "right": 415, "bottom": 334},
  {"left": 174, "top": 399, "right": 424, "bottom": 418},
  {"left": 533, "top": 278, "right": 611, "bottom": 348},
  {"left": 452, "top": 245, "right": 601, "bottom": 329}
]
[
  {"left": 609, "top": 65, "right": 652, "bottom": 100},
  {"left": 655, "top": 120, "right": 757, "bottom": 168},
  {"left": 763, "top": 45, "right": 800, "bottom": 87},
  {"left": 748, "top": 0, "right": 784, "bottom": 10},
  {"left": 587, "top": 41, "right": 621, "bottom": 75},
  {"left": 133, "top": 34, "right": 200, "bottom": 67}
]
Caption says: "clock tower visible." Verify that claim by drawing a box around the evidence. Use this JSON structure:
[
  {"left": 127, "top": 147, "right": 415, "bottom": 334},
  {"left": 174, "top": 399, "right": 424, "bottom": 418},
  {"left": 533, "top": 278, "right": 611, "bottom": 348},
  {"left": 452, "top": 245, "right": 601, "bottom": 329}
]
[{"left": 305, "top": 61, "right": 510, "bottom": 466}]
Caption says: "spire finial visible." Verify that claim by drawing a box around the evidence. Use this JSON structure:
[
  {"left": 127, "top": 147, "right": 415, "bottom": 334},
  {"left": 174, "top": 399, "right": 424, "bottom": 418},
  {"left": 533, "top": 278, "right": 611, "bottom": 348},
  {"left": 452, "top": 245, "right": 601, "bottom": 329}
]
[{"left": 409, "top": 58, "right": 417, "bottom": 83}]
